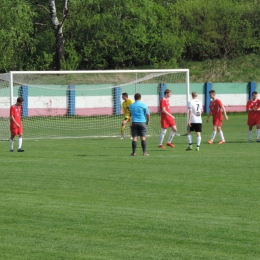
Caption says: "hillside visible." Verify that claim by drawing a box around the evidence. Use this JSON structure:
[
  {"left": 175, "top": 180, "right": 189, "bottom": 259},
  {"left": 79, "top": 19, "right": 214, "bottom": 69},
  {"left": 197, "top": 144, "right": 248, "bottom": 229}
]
[{"left": 180, "top": 54, "right": 260, "bottom": 83}]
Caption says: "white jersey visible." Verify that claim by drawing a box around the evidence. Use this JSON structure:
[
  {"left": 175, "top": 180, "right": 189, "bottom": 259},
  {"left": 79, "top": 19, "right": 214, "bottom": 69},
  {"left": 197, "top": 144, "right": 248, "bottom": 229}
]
[{"left": 187, "top": 98, "right": 203, "bottom": 123}]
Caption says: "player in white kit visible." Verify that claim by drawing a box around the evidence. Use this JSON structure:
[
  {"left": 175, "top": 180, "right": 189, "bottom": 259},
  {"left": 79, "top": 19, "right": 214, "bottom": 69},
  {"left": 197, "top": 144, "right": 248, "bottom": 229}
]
[{"left": 186, "top": 92, "right": 203, "bottom": 151}]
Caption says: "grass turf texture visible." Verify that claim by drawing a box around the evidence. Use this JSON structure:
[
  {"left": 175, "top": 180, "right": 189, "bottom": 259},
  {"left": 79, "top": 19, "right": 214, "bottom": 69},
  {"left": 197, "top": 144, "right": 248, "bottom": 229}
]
[{"left": 0, "top": 113, "right": 259, "bottom": 260}]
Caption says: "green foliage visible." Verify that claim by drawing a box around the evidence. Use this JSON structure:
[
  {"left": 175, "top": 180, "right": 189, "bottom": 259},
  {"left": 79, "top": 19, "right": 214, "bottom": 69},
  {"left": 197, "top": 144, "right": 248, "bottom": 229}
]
[
  {"left": 0, "top": 0, "right": 36, "bottom": 72},
  {"left": 176, "top": 0, "right": 254, "bottom": 60},
  {"left": 181, "top": 53, "right": 260, "bottom": 82},
  {"left": 1, "top": 0, "right": 260, "bottom": 71}
]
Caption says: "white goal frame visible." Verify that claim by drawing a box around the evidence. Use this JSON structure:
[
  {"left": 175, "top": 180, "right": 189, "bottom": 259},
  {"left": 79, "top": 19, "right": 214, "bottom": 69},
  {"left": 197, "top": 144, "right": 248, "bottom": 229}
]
[
  {"left": 2, "top": 69, "right": 190, "bottom": 140},
  {"left": 9, "top": 69, "right": 190, "bottom": 106}
]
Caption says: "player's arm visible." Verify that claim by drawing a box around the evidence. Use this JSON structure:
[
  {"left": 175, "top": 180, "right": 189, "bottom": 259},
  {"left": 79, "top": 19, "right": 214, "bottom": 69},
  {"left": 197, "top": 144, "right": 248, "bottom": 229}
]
[
  {"left": 188, "top": 109, "right": 192, "bottom": 126},
  {"left": 246, "top": 106, "right": 252, "bottom": 112},
  {"left": 145, "top": 106, "right": 150, "bottom": 125},
  {"left": 246, "top": 101, "right": 253, "bottom": 112},
  {"left": 122, "top": 103, "right": 126, "bottom": 115},
  {"left": 161, "top": 107, "right": 175, "bottom": 119},
  {"left": 206, "top": 110, "right": 212, "bottom": 123},
  {"left": 146, "top": 113, "right": 150, "bottom": 125},
  {"left": 10, "top": 115, "right": 20, "bottom": 127},
  {"left": 221, "top": 105, "right": 228, "bottom": 120},
  {"left": 129, "top": 110, "right": 132, "bottom": 127},
  {"left": 255, "top": 100, "right": 260, "bottom": 111}
]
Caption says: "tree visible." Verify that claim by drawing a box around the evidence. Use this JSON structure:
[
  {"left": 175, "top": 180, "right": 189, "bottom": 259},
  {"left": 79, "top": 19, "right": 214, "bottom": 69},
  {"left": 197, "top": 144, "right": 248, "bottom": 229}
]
[
  {"left": 35, "top": 0, "right": 69, "bottom": 70},
  {"left": 0, "top": 0, "right": 36, "bottom": 72},
  {"left": 175, "top": 0, "right": 256, "bottom": 61}
]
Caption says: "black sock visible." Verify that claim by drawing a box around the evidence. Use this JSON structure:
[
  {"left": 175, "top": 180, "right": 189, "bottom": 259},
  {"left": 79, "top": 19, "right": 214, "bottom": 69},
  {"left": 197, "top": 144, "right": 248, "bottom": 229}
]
[
  {"left": 132, "top": 141, "right": 137, "bottom": 153},
  {"left": 141, "top": 140, "right": 146, "bottom": 153}
]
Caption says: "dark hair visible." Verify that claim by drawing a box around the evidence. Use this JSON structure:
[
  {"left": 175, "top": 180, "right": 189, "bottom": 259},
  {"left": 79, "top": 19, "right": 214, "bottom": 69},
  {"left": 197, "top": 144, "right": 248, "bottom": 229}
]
[
  {"left": 122, "top": 92, "right": 128, "bottom": 97},
  {"left": 17, "top": 97, "right": 24, "bottom": 103},
  {"left": 209, "top": 90, "right": 216, "bottom": 94},
  {"left": 164, "top": 89, "right": 172, "bottom": 95},
  {"left": 134, "top": 93, "right": 141, "bottom": 100},
  {"left": 252, "top": 91, "right": 258, "bottom": 95}
]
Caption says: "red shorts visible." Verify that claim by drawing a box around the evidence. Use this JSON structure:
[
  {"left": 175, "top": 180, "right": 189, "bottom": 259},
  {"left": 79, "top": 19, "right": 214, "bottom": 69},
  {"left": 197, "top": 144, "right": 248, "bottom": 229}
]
[
  {"left": 161, "top": 117, "right": 176, "bottom": 129},
  {"left": 212, "top": 118, "right": 222, "bottom": 127},
  {"left": 10, "top": 127, "right": 23, "bottom": 136},
  {"left": 248, "top": 115, "right": 260, "bottom": 126}
]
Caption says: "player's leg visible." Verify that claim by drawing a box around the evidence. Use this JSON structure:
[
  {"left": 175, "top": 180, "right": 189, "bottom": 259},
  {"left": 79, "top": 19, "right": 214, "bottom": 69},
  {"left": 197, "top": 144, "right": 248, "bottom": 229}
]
[
  {"left": 120, "top": 117, "right": 130, "bottom": 139},
  {"left": 248, "top": 125, "right": 253, "bottom": 142},
  {"left": 166, "top": 125, "right": 177, "bottom": 148},
  {"left": 256, "top": 124, "right": 260, "bottom": 142},
  {"left": 140, "top": 123, "right": 148, "bottom": 156},
  {"left": 196, "top": 132, "right": 201, "bottom": 151},
  {"left": 131, "top": 123, "right": 138, "bottom": 156},
  {"left": 195, "top": 124, "right": 202, "bottom": 150},
  {"left": 120, "top": 118, "right": 128, "bottom": 139},
  {"left": 17, "top": 133, "right": 24, "bottom": 152},
  {"left": 217, "top": 125, "right": 225, "bottom": 144},
  {"left": 129, "top": 124, "right": 133, "bottom": 139},
  {"left": 128, "top": 118, "right": 133, "bottom": 139},
  {"left": 158, "top": 128, "right": 167, "bottom": 148},
  {"left": 186, "top": 125, "right": 193, "bottom": 151},
  {"left": 141, "top": 137, "right": 148, "bottom": 156},
  {"left": 256, "top": 115, "right": 260, "bottom": 141},
  {"left": 9, "top": 134, "right": 15, "bottom": 152},
  {"left": 208, "top": 123, "right": 217, "bottom": 144}
]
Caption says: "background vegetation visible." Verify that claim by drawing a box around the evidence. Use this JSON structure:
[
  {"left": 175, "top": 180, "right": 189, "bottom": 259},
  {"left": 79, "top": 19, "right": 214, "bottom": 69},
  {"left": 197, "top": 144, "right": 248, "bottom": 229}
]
[{"left": 1, "top": 0, "right": 260, "bottom": 82}]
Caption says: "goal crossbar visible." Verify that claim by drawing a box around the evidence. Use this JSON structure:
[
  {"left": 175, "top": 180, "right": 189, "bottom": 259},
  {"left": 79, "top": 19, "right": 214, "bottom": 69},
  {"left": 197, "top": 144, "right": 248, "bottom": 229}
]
[{"left": 0, "top": 69, "right": 190, "bottom": 140}]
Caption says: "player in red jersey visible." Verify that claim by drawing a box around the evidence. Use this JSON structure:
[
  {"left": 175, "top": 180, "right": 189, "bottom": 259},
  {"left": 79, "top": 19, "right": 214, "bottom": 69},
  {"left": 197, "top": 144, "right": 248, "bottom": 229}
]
[
  {"left": 246, "top": 91, "right": 260, "bottom": 142},
  {"left": 206, "top": 90, "right": 228, "bottom": 144},
  {"left": 158, "top": 89, "right": 177, "bottom": 148},
  {"left": 10, "top": 97, "right": 25, "bottom": 152}
]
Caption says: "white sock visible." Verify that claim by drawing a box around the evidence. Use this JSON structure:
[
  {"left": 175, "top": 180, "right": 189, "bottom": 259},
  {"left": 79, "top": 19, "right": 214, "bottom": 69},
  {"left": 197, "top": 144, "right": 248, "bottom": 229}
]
[
  {"left": 219, "top": 131, "right": 224, "bottom": 141},
  {"left": 187, "top": 134, "right": 192, "bottom": 145},
  {"left": 10, "top": 139, "right": 14, "bottom": 150},
  {"left": 211, "top": 131, "right": 216, "bottom": 141},
  {"left": 167, "top": 131, "right": 175, "bottom": 143},
  {"left": 197, "top": 136, "right": 201, "bottom": 146},
  {"left": 158, "top": 128, "right": 167, "bottom": 145},
  {"left": 257, "top": 129, "right": 260, "bottom": 139},
  {"left": 248, "top": 130, "right": 252, "bottom": 140},
  {"left": 18, "top": 137, "right": 22, "bottom": 149}
]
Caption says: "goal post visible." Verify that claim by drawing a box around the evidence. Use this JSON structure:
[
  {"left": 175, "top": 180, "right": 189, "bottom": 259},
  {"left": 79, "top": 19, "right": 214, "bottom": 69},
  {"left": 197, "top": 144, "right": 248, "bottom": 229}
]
[{"left": 0, "top": 69, "right": 190, "bottom": 140}]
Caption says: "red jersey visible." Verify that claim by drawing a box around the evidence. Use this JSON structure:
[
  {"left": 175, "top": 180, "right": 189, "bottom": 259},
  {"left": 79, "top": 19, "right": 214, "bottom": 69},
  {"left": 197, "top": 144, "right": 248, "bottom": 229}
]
[
  {"left": 246, "top": 99, "right": 260, "bottom": 126},
  {"left": 10, "top": 105, "right": 22, "bottom": 129},
  {"left": 160, "top": 97, "right": 175, "bottom": 128},
  {"left": 160, "top": 97, "right": 171, "bottom": 115},
  {"left": 209, "top": 98, "right": 223, "bottom": 120}
]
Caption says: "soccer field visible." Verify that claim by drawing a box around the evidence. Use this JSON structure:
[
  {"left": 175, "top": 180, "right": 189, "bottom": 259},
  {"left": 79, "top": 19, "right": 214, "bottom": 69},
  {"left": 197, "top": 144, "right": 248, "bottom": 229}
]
[{"left": 0, "top": 113, "right": 260, "bottom": 260}]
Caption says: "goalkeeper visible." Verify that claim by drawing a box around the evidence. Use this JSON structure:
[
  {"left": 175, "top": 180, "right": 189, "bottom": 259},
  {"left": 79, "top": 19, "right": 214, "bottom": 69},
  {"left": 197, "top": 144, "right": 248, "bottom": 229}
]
[{"left": 120, "top": 93, "right": 133, "bottom": 139}]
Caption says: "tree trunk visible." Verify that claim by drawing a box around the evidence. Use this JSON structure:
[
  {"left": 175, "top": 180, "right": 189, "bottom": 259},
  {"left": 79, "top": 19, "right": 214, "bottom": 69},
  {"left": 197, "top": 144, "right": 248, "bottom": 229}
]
[{"left": 49, "top": 0, "right": 69, "bottom": 70}]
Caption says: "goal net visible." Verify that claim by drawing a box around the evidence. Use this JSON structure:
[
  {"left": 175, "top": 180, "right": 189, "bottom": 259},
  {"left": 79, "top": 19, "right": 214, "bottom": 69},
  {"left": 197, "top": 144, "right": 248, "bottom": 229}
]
[{"left": 0, "top": 69, "right": 189, "bottom": 140}]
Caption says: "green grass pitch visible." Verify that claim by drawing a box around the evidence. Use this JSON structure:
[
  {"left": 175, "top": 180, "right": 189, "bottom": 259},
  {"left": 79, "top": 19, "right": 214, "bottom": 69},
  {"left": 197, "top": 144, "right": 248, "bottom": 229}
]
[{"left": 0, "top": 113, "right": 260, "bottom": 260}]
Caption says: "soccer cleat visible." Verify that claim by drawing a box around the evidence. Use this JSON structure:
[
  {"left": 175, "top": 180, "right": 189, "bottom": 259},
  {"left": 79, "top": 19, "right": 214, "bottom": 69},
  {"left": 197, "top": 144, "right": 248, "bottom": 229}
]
[
  {"left": 207, "top": 140, "right": 213, "bottom": 144},
  {"left": 218, "top": 140, "right": 225, "bottom": 144},
  {"left": 186, "top": 146, "right": 193, "bottom": 151},
  {"left": 158, "top": 145, "right": 166, "bottom": 148},
  {"left": 10, "top": 149, "right": 14, "bottom": 152},
  {"left": 120, "top": 135, "right": 124, "bottom": 139},
  {"left": 130, "top": 153, "right": 136, "bottom": 156},
  {"left": 196, "top": 147, "right": 200, "bottom": 152},
  {"left": 166, "top": 142, "right": 175, "bottom": 148},
  {"left": 248, "top": 140, "right": 252, "bottom": 143},
  {"left": 17, "top": 149, "right": 25, "bottom": 152},
  {"left": 143, "top": 152, "right": 149, "bottom": 156},
  {"left": 257, "top": 139, "right": 260, "bottom": 142}
]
